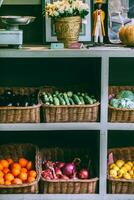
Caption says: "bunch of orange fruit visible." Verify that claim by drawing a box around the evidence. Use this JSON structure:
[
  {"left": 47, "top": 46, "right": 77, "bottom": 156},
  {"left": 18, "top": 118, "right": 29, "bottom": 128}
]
[{"left": 0, "top": 158, "right": 37, "bottom": 185}]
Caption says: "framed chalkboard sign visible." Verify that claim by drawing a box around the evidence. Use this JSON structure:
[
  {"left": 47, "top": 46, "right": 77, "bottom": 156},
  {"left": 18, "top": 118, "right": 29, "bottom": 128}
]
[
  {"left": 108, "top": 0, "right": 132, "bottom": 44},
  {"left": 42, "top": 0, "right": 92, "bottom": 43}
]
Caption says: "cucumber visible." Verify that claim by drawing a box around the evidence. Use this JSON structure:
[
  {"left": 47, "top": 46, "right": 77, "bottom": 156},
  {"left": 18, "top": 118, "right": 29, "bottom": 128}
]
[
  {"left": 79, "top": 96, "right": 85, "bottom": 104},
  {"left": 54, "top": 97, "right": 60, "bottom": 105},
  {"left": 67, "top": 91, "right": 73, "bottom": 97},
  {"left": 84, "top": 95, "right": 93, "bottom": 104},
  {"left": 45, "top": 102, "right": 50, "bottom": 105},
  {"left": 63, "top": 93, "right": 70, "bottom": 105},
  {"left": 92, "top": 99, "right": 97, "bottom": 103},
  {"left": 44, "top": 94, "right": 49, "bottom": 102},
  {"left": 57, "top": 94, "right": 66, "bottom": 105},
  {"left": 47, "top": 93, "right": 53, "bottom": 103},
  {"left": 69, "top": 97, "right": 75, "bottom": 105},
  {"left": 55, "top": 91, "right": 59, "bottom": 95},
  {"left": 73, "top": 94, "right": 82, "bottom": 105}
]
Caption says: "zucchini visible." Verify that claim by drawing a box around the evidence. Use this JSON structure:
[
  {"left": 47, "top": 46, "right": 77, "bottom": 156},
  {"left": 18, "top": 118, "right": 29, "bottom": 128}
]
[
  {"left": 92, "top": 99, "right": 97, "bottom": 103},
  {"left": 57, "top": 94, "right": 66, "bottom": 105},
  {"left": 77, "top": 92, "right": 81, "bottom": 96},
  {"left": 69, "top": 97, "right": 75, "bottom": 105},
  {"left": 84, "top": 95, "right": 93, "bottom": 104},
  {"left": 79, "top": 96, "right": 85, "bottom": 104},
  {"left": 63, "top": 93, "right": 70, "bottom": 105},
  {"left": 73, "top": 94, "right": 82, "bottom": 105},
  {"left": 43, "top": 94, "right": 49, "bottom": 102},
  {"left": 67, "top": 91, "right": 73, "bottom": 97},
  {"left": 47, "top": 93, "right": 53, "bottom": 103},
  {"left": 54, "top": 97, "right": 60, "bottom": 105},
  {"left": 55, "top": 91, "right": 59, "bottom": 95},
  {"left": 45, "top": 102, "right": 50, "bottom": 105}
]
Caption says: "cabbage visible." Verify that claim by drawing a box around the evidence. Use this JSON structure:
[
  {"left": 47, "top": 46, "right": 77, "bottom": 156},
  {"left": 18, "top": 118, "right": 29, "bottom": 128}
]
[
  {"left": 116, "top": 90, "right": 134, "bottom": 100},
  {"left": 110, "top": 98, "right": 119, "bottom": 108}
]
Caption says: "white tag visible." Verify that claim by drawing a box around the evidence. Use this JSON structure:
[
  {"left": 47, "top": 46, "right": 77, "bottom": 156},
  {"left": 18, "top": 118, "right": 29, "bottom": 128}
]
[{"left": 82, "top": 19, "right": 87, "bottom": 24}]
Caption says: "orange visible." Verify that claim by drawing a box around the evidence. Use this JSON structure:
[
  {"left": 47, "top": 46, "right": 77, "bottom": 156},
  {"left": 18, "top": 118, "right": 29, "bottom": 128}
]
[
  {"left": 26, "top": 161, "right": 32, "bottom": 170},
  {"left": 0, "top": 163, "right": 3, "bottom": 171},
  {"left": 0, "top": 177, "right": 4, "bottom": 184},
  {"left": 11, "top": 163, "right": 21, "bottom": 170},
  {"left": 7, "top": 158, "right": 14, "bottom": 165},
  {"left": 0, "top": 160, "right": 9, "bottom": 168},
  {"left": 12, "top": 168, "right": 20, "bottom": 177},
  {"left": 12, "top": 178, "right": 22, "bottom": 185},
  {"left": 0, "top": 171, "right": 4, "bottom": 177},
  {"left": 28, "top": 170, "right": 37, "bottom": 178},
  {"left": 5, "top": 173, "right": 14, "bottom": 182},
  {"left": 27, "top": 176, "right": 35, "bottom": 183},
  {"left": 21, "top": 168, "right": 27, "bottom": 173},
  {"left": 3, "top": 167, "right": 10, "bottom": 174},
  {"left": 4, "top": 180, "right": 11, "bottom": 185},
  {"left": 19, "top": 172, "right": 27, "bottom": 181},
  {"left": 19, "top": 158, "right": 28, "bottom": 168}
]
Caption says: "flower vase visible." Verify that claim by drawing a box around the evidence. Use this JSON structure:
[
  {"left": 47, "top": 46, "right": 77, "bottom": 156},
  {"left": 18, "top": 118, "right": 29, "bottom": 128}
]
[{"left": 55, "top": 16, "right": 81, "bottom": 48}]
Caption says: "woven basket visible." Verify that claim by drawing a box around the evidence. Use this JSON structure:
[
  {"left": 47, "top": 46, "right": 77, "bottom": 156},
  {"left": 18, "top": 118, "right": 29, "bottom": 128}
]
[
  {"left": 0, "top": 87, "right": 41, "bottom": 123},
  {"left": 108, "top": 147, "right": 134, "bottom": 194},
  {"left": 40, "top": 147, "right": 99, "bottom": 194},
  {"left": 109, "top": 86, "right": 134, "bottom": 122},
  {"left": 0, "top": 143, "right": 41, "bottom": 194},
  {"left": 39, "top": 87, "right": 100, "bottom": 122}
]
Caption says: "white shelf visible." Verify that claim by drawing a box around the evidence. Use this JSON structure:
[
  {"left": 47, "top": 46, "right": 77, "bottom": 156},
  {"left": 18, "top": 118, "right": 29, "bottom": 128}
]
[
  {"left": 0, "top": 123, "right": 100, "bottom": 131},
  {"left": 0, "top": 194, "right": 134, "bottom": 200},
  {"left": 108, "top": 123, "right": 134, "bottom": 130},
  {"left": 1, "top": 46, "right": 134, "bottom": 58},
  {"left": 0, "top": 46, "right": 134, "bottom": 199}
]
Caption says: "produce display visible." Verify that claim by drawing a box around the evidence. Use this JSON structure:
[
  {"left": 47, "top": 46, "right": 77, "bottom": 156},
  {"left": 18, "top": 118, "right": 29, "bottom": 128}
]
[
  {"left": 40, "top": 90, "right": 97, "bottom": 106},
  {"left": 108, "top": 160, "right": 134, "bottom": 180},
  {"left": 0, "top": 90, "right": 38, "bottom": 107},
  {"left": 42, "top": 159, "right": 89, "bottom": 180},
  {"left": 109, "top": 90, "right": 134, "bottom": 109},
  {"left": 0, "top": 158, "right": 37, "bottom": 185}
]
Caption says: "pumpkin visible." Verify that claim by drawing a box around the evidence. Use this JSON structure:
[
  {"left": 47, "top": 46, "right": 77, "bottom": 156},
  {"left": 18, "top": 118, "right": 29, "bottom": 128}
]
[{"left": 119, "top": 25, "right": 134, "bottom": 46}]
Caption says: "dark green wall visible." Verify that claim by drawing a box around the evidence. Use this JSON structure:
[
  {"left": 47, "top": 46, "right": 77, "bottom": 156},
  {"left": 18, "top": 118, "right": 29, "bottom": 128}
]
[{"left": 0, "top": 5, "right": 43, "bottom": 44}]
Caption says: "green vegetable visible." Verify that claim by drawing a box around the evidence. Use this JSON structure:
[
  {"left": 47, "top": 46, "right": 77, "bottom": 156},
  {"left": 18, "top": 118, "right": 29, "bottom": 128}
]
[
  {"left": 55, "top": 91, "right": 59, "bottom": 95},
  {"left": 73, "top": 94, "right": 82, "bottom": 105},
  {"left": 116, "top": 90, "right": 134, "bottom": 100},
  {"left": 79, "top": 96, "right": 85, "bottom": 104},
  {"left": 84, "top": 95, "right": 93, "bottom": 104},
  {"left": 57, "top": 94, "right": 66, "bottom": 105},
  {"left": 67, "top": 91, "right": 73, "bottom": 97},
  {"left": 53, "top": 97, "right": 60, "bottom": 105},
  {"left": 63, "top": 93, "right": 70, "bottom": 105},
  {"left": 92, "top": 99, "right": 97, "bottom": 103},
  {"left": 47, "top": 93, "right": 53, "bottom": 103},
  {"left": 69, "top": 97, "right": 75, "bottom": 105},
  {"left": 110, "top": 98, "right": 119, "bottom": 108}
]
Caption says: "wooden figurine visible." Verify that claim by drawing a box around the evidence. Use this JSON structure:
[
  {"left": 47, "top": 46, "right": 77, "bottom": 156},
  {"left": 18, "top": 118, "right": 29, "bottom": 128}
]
[{"left": 92, "top": 0, "right": 105, "bottom": 45}]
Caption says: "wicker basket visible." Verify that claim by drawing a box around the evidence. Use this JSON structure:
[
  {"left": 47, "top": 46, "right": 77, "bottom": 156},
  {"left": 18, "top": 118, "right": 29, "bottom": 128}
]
[
  {"left": 108, "top": 147, "right": 134, "bottom": 194},
  {"left": 40, "top": 147, "right": 99, "bottom": 194},
  {"left": 109, "top": 86, "right": 134, "bottom": 122},
  {"left": 0, "top": 87, "right": 41, "bottom": 123},
  {"left": 0, "top": 143, "right": 41, "bottom": 194},
  {"left": 39, "top": 87, "right": 100, "bottom": 122}
]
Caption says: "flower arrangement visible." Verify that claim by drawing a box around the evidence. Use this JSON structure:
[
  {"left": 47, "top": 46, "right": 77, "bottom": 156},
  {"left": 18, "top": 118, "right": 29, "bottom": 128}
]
[{"left": 44, "top": 0, "right": 89, "bottom": 19}]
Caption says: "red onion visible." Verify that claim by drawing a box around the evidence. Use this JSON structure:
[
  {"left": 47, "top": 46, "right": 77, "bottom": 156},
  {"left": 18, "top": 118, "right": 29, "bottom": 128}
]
[
  {"left": 42, "top": 169, "right": 53, "bottom": 179},
  {"left": 55, "top": 162, "right": 65, "bottom": 169},
  {"left": 55, "top": 167, "right": 63, "bottom": 178},
  {"left": 63, "top": 163, "right": 76, "bottom": 177},
  {"left": 78, "top": 169, "right": 89, "bottom": 179}
]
